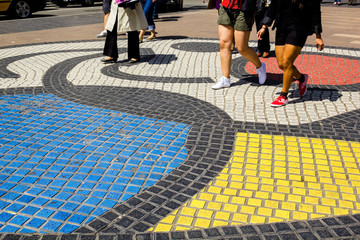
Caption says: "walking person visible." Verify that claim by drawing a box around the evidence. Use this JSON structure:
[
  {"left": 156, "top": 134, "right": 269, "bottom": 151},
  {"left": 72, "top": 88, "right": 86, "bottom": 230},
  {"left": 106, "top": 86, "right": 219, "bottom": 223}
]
[
  {"left": 210, "top": 0, "right": 267, "bottom": 89},
  {"left": 257, "top": 0, "right": 324, "bottom": 107},
  {"left": 139, "top": 0, "right": 157, "bottom": 42},
  {"left": 255, "top": 0, "right": 271, "bottom": 58},
  {"left": 102, "top": 0, "right": 148, "bottom": 63},
  {"left": 97, "top": 0, "right": 112, "bottom": 38}
]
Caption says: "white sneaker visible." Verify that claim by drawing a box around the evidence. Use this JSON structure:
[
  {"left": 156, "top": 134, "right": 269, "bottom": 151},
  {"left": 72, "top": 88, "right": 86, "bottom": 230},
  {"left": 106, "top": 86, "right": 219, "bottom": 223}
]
[
  {"left": 97, "top": 30, "right": 107, "bottom": 38},
  {"left": 256, "top": 62, "right": 267, "bottom": 85},
  {"left": 212, "top": 76, "right": 231, "bottom": 90}
]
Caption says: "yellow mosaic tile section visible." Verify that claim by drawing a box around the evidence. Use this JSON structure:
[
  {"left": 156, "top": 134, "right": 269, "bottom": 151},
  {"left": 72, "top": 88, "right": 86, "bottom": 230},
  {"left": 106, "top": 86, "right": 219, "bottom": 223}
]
[{"left": 149, "top": 133, "right": 360, "bottom": 232}]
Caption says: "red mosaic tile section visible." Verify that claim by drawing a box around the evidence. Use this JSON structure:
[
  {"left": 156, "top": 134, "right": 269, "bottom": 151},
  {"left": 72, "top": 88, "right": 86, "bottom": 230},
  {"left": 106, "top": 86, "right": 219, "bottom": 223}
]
[{"left": 245, "top": 54, "right": 360, "bottom": 85}]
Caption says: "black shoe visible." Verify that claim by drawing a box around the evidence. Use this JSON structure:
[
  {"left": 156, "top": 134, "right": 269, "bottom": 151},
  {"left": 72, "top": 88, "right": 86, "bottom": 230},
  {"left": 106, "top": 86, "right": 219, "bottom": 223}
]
[
  {"left": 128, "top": 58, "right": 140, "bottom": 63},
  {"left": 101, "top": 58, "right": 117, "bottom": 64}
]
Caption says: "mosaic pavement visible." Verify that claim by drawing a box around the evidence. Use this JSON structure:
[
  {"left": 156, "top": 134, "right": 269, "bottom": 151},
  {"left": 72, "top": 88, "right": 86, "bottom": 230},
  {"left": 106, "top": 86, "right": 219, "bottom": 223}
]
[{"left": 0, "top": 39, "right": 359, "bottom": 239}]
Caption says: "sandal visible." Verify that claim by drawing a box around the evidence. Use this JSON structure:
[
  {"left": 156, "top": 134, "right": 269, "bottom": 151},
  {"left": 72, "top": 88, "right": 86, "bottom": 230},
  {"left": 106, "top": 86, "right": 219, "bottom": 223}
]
[
  {"left": 101, "top": 57, "right": 117, "bottom": 63},
  {"left": 145, "top": 36, "right": 156, "bottom": 41},
  {"left": 129, "top": 58, "right": 140, "bottom": 63}
]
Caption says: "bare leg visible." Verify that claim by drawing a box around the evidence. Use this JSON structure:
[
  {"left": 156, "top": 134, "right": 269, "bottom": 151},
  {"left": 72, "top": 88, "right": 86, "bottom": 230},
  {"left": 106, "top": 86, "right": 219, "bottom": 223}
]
[
  {"left": 275, "top": 44, "right": 302, "bottom": 93},
  {"left": 274, "top": 45, "right": 285, "bottom": 68},
  {"left": 104, "top": 12, "right": 109, "bottom": 30},
  {"left": 139, "top": 29, "right": 146, "bottom": 42},
  {"left": 148, "top": 30, "right": 156, "bottom": 39},
  {"left": 234, "top": 30, "right": 262, "bottom": 69},
  {"left": 218, "top": 24, "right": 234, "bottom": 78}
]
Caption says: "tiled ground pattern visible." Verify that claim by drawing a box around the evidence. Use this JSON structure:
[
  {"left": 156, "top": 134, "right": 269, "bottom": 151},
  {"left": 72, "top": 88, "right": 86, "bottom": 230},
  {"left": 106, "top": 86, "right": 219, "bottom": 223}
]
[
  {"left": 245, "top": 54, "right": 360, "bottom": 85},
  {"left": 151, "top": 133, "right": 360, "bottom": 229},
  {"left": 233, "top": 51, "right": 360, "bottom": 91},
  {"left": 0, "top": 93, "right": 190, "bottom": 233},
  {"left": 1, "top": 40, "right": 359, "bottom": 126},
  {"left": 0, "top": 40, "right": 359, "bottom": 239}
]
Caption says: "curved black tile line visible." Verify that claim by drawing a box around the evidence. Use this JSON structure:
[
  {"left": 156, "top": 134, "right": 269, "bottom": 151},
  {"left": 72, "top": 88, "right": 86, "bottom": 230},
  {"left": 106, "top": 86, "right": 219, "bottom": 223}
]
[
  {"left": 170, "top": 42, "right": 220, "bottom": 52},
  {"left": 0, "top": 41, "right": 359, "bottom": 239},
  {"left": 2, "top": 215, "right": 360, "bottom": 239},
  {"left": 0, "top": 46, "right": 214, "bottom": 84},
  {"left": 0, "top": 86, "right": 47, "bottom": 96},
  {"left": 0, "top": 49, "right": 103, "bottom": 78},
  {"left": 101, "top": 48, "right": 214, "bottom": 83}
]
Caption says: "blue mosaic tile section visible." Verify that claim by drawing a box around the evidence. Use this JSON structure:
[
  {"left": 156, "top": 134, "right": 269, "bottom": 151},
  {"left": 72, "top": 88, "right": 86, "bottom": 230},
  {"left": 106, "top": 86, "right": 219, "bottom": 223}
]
[{"left": 0, "top": 94, "right": 189, "bottom": 233}]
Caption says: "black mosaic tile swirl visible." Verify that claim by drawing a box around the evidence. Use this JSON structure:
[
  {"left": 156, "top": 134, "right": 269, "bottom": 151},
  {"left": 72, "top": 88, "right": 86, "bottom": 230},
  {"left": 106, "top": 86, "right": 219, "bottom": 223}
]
[
  {"left": 171, "top": 42, "right": 220, "bottom": 52},
  {"left": 2, "top": 214, "right": 360, "bottom": 239},
  {"left": 0, "top": 86, "right": 47, "bottom": 96},
  {"left": 0, "top": 49, "right": 103, "bottom": 79},
  {"left": 101, "top": 48, "right": 214, "bottom": 83},
  {"left": 42, "top": 54, "right": 232, "bottom": 127}
]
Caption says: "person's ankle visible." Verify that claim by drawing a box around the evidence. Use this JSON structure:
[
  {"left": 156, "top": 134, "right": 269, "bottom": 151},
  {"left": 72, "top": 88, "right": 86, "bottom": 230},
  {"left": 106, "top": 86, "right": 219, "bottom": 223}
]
[
  {"left": 296, "top": 74, "right": 305, "bottom": 83},
  {"left": 256, "top": 62, "right": 263, "bottom": 69},
  {"left": 280, "top": 91, "right": 288, "bottom": 99}
]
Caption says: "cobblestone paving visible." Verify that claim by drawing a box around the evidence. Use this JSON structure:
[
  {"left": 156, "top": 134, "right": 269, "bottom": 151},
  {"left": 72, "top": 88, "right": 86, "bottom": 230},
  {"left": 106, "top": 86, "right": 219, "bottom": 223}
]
[
  {"left": 0, "top": 39, "right": 359, "bottom": 239},
  {"left": 0, "top": 13, "right": 103, "bottom": 34}
]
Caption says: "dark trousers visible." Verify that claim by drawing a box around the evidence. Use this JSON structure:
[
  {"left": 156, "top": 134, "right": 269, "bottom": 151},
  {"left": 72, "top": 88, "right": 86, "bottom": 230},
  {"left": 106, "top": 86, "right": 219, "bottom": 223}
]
[
  {"left": 255, "top": 8, "right": 270, "bottom": 53},
  {"left": 103, "top": 18, "right": 140, "bottom": 60}
]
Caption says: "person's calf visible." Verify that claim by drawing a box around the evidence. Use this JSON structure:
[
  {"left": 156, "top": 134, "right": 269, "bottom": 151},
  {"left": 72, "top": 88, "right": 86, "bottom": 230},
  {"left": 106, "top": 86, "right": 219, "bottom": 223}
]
[{"left": 236, "top": 45, "right": 251, "bottom": 56}]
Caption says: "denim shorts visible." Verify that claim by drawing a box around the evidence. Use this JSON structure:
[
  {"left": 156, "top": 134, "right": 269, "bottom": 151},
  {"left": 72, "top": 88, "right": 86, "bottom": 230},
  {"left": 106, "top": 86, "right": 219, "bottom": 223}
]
[{"left": 217, "top": 5, "right": 254, "bottom": 31}]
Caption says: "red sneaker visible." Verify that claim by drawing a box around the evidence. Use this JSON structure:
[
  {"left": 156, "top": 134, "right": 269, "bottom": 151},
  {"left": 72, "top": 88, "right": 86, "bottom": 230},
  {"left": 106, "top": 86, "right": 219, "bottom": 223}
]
[
  {"left": 298, "top": 74, "right": 308, "bottom": 97},
  {"left": 271, "top": 95, "right": 289, "bottom": 107}
]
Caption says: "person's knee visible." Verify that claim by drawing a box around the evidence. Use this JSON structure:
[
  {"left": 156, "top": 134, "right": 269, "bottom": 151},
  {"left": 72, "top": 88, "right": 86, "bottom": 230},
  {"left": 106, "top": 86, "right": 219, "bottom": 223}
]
[
  {"left": 278, "top": 63, "right": 284, "bottom": 70},
  {"left": 281, "top": 59, "right": 293, "bottom": 70},
  {"left": 236, "top": 47, "right": 246, "bottom": 54},
  {"left": 236, "top": 44, "right": 249, "bottom": 55},
  {"left": 220, "top": 39, "right": 232, "bottom": 50}
]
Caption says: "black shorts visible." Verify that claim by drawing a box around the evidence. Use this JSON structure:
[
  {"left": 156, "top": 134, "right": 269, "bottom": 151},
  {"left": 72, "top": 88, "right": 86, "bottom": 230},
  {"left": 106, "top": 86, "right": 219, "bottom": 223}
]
[
  {"left": 103, "top": 0, "right": 111, "bottom": 13},
  {"left": 275, "top": 29, "right": 308, "bottom": 48}
]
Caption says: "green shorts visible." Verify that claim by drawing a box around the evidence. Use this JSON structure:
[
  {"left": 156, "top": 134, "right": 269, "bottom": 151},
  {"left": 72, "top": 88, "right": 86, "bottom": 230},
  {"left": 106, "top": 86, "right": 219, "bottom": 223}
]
[{"left": 217, "top": 5, "right": 254, "bottom": 31}]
